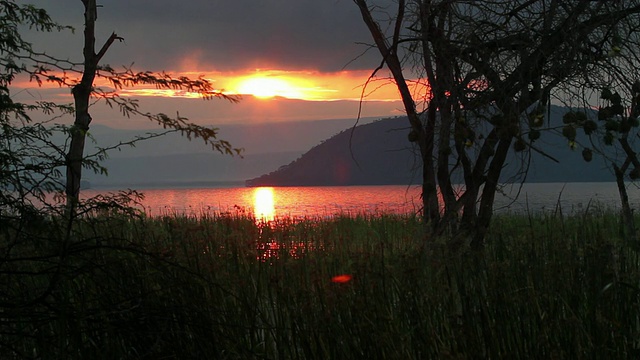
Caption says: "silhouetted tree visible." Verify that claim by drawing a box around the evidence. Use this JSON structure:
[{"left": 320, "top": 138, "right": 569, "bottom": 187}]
[
  {"left": 354, "top": 0, "right": 640, "bottom": 248},
  {"left": 0, "top": 0, "right": 239, "bottom": 215},
  {"left": 0, "top": 2, "right": 240, "bottom": 357},
  {"left": 61, "top": 0, "right": 240, "bottom": 212},
  {"left": 0, "top": 1, "right": 74, "bottom": 219},
  {"left": 561, "top": 83, "right": 640, "bottom": 245}
]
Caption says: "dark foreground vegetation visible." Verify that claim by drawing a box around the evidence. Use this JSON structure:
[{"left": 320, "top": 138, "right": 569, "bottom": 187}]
[{"left": 2, "top": 208, "right": 640, "bottom": 359}]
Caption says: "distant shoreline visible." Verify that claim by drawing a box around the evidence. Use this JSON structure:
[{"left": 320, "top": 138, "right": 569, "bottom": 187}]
[
  {"left": 87, "top": 180, "right": 246, "bottom": 190},
  {"left": 87, "top": 179, "right": 621, "bottom": 191}
]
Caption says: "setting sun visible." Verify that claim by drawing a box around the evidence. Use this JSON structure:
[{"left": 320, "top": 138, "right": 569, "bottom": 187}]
[
  {"left": 235, "top": 76, "right": 302, "bottom": 99},
  {"left": 24, "top": 68, "right": 409, "bottom": 104}
]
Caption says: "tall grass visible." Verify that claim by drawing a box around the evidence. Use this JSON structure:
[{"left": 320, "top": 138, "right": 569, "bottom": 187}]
[{"left": 2, "top": 209, "right": 639, "bottom": 359}]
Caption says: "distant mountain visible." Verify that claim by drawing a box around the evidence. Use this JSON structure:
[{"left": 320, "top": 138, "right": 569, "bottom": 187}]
[
  {"left": 83, "top": 117, "right": 377, "bottom": 157},
  {"left": 246, "top": 108, "right": 616, "bottom": 187},
  {"left": 88, "top": 151, "right": 299, "bottom": 188},
  {"left": 79, "top": 118, "right": 377, "bottom": 188},
  {"left": 246, "top": 117, "right": 420, "bottom": 186}
]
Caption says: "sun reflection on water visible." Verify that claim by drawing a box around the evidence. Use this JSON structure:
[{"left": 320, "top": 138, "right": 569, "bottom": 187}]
[{"left": 253, "top": 187, "right": 275, "bottom": 221}]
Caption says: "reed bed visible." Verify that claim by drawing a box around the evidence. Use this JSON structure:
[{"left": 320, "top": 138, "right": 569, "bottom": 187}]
[{"left": 1, "top": 209, "right": 640, "bottom": 359}]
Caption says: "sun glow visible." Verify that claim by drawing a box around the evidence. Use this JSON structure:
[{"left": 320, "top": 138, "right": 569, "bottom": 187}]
[
  {"left": 12, "top": 67, "right": 414, "bottom": 104},
  {"left": 253, "top": 187, "right": 275, "bottom": 221},
  {"left": 235, "top": 76, "right": 303, "bottom": 99},
  {"left": 226, "top": 69, "right": 408, "bottom": 101}
]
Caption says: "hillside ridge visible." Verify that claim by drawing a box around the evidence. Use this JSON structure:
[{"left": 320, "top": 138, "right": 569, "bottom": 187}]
[{"left": 246, "top": 109, "right": 614, "bottom": 186}]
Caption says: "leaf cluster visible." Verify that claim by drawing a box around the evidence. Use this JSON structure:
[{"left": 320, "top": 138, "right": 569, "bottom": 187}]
[
  {"left": 565, "top": 85, "right": 640, "bottom": 179},
  {"left": 1, "top": 1, "right": 243, "bottom": 219},
  {"left": 0, "top": 3, "right": 86, "bottom": 217}
]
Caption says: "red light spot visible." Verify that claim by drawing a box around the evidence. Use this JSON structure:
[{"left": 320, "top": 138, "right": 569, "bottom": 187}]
[{"left": 331, "top": 274, "right": 352, "bottom": 283}]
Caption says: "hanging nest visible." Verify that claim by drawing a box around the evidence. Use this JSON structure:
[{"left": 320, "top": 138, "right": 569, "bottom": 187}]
[
  {"left": 562, "top": 125, "right": 577, "bottom": 141},
  {"left": 583, "top": 120, "right": 598, "bottom": 135},
  {"left": 513, "top": 138, "right": 527, "bottom": 152},
  {"left": 528, "top": 129, "right": 541, "bottom": 141}
]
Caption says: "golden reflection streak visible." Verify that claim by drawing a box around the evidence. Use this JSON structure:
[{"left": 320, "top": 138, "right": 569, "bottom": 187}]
[{"left": 253, "top": 187, "right": 275, "bottom": 221}]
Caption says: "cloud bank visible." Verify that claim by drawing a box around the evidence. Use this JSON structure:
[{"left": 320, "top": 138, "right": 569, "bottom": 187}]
[{"left": 21, "top": 0, "right": 380, "bottom": 73}]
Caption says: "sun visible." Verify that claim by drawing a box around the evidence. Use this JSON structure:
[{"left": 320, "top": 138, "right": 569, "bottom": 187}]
[{"left": 235, "top": 76, "right": 302, "bottom": 99}]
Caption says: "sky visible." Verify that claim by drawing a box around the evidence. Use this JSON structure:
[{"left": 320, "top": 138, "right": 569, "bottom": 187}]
[{"left": 15, "top": 0, "right": 409, "bottom": 127}]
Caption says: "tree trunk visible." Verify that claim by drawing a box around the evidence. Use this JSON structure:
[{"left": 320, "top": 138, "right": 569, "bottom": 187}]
[
  {"left": 614, "top": 164, "right": 637, "bottom": 246},
  {"left": 473, "top": 135, "right": 513, "bottom": 248},
  {"left": 423, "top": 104, "right": 440, "bottom": 231},
  {"left": 354, "top": 0, "right": 440, "bottom": 235},
  {"left": 65, "top": 88, "right": 91, "bottom": 212},
  {"left": 65, "top": 0, "right": 119, "bottom": 212}
]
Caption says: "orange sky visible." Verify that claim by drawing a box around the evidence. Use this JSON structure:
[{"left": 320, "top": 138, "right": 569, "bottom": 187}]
[
  {"left": 199, "top": 69, "right": 407, "bottom": 102},
  {"left": 12, "top": 67, "right": 422, "bottom": 127},
  {"left": 22, "top": 68, "right": 409, "bottom": 102},
  {"left": 13, "top": 1, "right": 428, "bottom": 127},
  {"left": 110, "top": 69, "right": 405, "bottom": 102}
]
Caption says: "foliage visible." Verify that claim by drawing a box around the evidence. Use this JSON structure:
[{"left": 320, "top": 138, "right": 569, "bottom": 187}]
[
  {"left": 0, "top": 0, "right": 241, "bottom": 218},
  {"left": 564, "top": 85, "right": 640, "bottom": 179},
  {"left": 353, "top": 0, "right": 640, "bottom": 246},
  {"left": 2, "top": 210, "right": 640, "bottom": 358},
  {"left": 0, "top": 3, "right": 78, "bottom": 217},
  {"left": 560, "top": 85, "right": 640, "bottom": 244},
  {"left": 0, "top": 3, "right": 244, "bottom": 356}
]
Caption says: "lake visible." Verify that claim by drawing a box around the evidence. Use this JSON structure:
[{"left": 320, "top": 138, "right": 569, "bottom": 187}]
[{"left": 84, "top": 182, "right": 640, "bottom": 219}]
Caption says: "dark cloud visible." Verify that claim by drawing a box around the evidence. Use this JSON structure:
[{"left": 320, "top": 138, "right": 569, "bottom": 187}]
[{"left": 20, "top": 0, "right": 380, "bottom": 72}]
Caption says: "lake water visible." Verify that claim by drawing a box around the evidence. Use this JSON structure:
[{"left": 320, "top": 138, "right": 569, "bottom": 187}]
[{"left": 84, "top": 182, "right": 640, "bottom": 219}]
